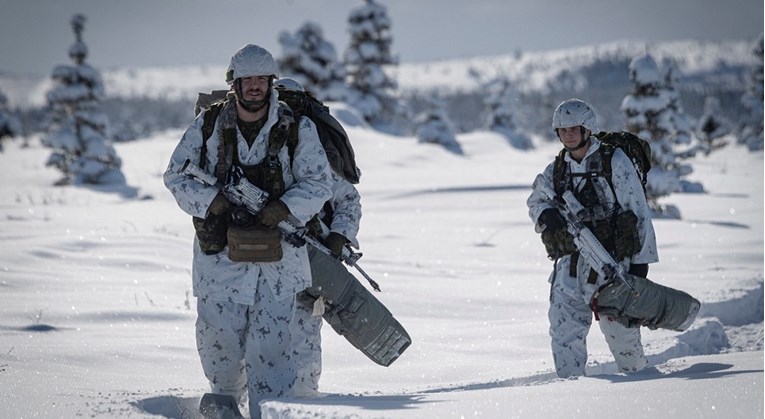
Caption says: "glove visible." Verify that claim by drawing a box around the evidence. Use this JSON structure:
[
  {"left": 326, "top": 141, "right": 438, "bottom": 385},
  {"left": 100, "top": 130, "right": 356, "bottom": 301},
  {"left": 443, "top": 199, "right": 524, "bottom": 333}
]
[
  {"left": 256, "top": 199, "right": 291, "bottom": 227},
  {"left": 208, "top": 193, "right": 232, "bottom": 216},
  {"left": 628, "top": 263, "right": 649, "bottom": 278},
  {"left": 538, "top": 208, "right": 566, "bottom": 232},
  {"left": 324, "top": 232, "right": 349, "bottom": 257}
]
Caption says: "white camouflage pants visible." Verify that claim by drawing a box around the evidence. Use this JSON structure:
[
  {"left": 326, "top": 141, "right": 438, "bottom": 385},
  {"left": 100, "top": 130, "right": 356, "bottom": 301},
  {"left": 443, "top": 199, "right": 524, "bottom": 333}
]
[
  {"left": 195, "top": 273, "right": 297, "bottom": 417},
  {"left": 291, "top": 291, "right": 323, "bottom": 397},
  {"left": 548, "top": 260, "right": 647, "bottom": 377}
]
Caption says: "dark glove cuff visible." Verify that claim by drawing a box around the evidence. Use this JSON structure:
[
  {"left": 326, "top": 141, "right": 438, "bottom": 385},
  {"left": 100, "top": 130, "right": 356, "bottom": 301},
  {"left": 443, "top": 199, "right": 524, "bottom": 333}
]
[{"left": 628, "top": 263, "right": 649, "bottom": 278}]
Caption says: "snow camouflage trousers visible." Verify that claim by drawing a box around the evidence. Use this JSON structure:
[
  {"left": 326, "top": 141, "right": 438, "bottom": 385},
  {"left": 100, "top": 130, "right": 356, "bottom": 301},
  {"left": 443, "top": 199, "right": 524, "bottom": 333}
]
[
  {"left": 291, "top": 291, "right": 323, "bottom": 397},
  {"left": 195, "top": 274, "right": 298, "bottom": 417},
  {"left": 548, "top": 263, "right": 647, "bottom": 377}
]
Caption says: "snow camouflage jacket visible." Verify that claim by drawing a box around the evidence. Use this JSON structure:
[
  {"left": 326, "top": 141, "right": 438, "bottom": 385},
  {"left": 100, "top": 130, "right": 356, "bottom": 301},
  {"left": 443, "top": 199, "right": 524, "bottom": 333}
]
[
  {"left": 164, "top": 89, "right": 333, "bottom": 304},
  {"left": 527, "top": 137, "right": 659, "bottom": 303},
  {"left": 323, "top": 170, "right": 362, "bottom": 248}
]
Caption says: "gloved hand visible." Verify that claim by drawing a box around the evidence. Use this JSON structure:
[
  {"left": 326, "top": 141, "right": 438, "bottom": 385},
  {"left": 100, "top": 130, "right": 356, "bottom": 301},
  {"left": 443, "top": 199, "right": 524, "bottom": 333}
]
[
  {"left": 538, "top": 208, "right": 566, "bottom": 232},
  {"left": 257, "top": 200, "right": 291, "bottom": 227},
  {"left": 324, "top": 232, "right": 349, "bottom": 257},
  {"left": 208, "top": 193, "right": 232, "bottom": 216},
  {"left": 628, "top": 263, "right": 649, "bottom": 278}
]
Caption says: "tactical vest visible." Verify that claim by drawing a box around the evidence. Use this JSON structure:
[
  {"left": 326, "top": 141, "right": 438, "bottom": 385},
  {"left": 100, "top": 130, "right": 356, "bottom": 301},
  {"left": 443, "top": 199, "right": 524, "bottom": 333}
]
[
  {"left": 192, "top": 99, "right": 298, "bottom": 254},
  {"left": 552, "top": 145, "right": 641, "bottom": 278}
]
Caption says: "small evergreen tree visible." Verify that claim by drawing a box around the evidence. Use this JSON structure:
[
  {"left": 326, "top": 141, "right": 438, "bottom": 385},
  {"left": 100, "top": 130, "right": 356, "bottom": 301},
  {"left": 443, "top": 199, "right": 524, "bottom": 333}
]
[
  {"left": 278, "top": 21, "right": 349, "bottom": 102},
  {"left": 484, "top": 78, "right": 533, "bottom": 150},
  {"left": 42, "top": 14, "right": 124, "bottom": 186},
  {"left": 739, "top": 33, "right": 764, "bottom": 151},
  {"left": 415, "top": 95, "right": 462, "bottom": 155},
  {"left": 696, "top": 96, "right": 731, "bottom": 155},
  {"left": 0, "top": 89, "right": 22, "bottom": 151},
  {"left": 344, "top": 0, "right": 404, "bottom": 132},
  {"left": 621, "top": 52, "right": 693, "bottom": 209},
  {"left": 660, "top": 60, "right": 696, "bottom": 153}
]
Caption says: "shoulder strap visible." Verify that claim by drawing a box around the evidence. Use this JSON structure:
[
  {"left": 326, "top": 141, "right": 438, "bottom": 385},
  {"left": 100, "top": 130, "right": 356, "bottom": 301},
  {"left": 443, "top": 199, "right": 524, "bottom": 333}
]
[
  {"left": 199, "top": 101, "right": 224, "bottom": 171},
  {"left": 598, "top": 141, "right": 618, "bottom": 197},
  {"left": 552, "top": 148, "right": 568, "bottom": 196},
  {"left": 267, "top": 102, "right": 296, "bottom": 156}
]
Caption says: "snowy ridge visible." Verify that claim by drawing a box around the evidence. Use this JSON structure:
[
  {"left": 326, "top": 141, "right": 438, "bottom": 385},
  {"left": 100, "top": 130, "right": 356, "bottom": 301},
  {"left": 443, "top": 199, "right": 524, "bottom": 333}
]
[
  {"left": 0, "top": 39, "right": 752, "bottom": 108},
  {"left": 393, "top": 39, "right": 753, "bottom": 93}
]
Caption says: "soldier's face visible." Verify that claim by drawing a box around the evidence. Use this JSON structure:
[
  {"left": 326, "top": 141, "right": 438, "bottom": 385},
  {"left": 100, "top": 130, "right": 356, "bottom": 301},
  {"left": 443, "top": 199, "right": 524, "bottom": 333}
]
[
  {"left": 558, "top": 126, "right": 586, "bottom": 148},
  {"left": 240, "top": 76, "right": 270, "bottom": 101}
]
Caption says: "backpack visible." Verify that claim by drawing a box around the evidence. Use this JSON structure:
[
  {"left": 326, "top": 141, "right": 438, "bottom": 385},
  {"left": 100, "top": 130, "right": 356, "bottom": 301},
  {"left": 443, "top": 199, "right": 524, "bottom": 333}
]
[
  {"left": 194, "top": 89, "right": 361, "bottom": 184},
  {"left": 301, "top": 91, "right": 361, "bottom": 184},
  {"left": 552, "top": 131, "right": 651, "bottom": 197}
]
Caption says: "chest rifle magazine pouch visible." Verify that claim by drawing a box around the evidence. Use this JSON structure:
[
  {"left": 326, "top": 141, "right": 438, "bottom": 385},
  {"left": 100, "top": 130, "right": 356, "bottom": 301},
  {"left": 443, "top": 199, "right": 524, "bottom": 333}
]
[
  {"left": 192, "top": 214, "right": 229, "bottom": 255},
  {"left": 227, "top": 224, "right": 283, "bottom": 262},
  {"left": 614, "top": 210, "right": 641, "bottom": 260}
]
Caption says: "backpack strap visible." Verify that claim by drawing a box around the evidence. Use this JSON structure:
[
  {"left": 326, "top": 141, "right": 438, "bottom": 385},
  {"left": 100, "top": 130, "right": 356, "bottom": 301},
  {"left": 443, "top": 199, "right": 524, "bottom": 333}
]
[
  {"left": 552, "top": 148, "right": 569, "bottom": 197},
  {"left": 597, "top": 141, "right": 618, "bottom": 198},
  {"left": 199, "top": 100, "right": 299, "bottom": 190},
  {"left": 199, "top": 101, "right": 224, "bottom": 171}
]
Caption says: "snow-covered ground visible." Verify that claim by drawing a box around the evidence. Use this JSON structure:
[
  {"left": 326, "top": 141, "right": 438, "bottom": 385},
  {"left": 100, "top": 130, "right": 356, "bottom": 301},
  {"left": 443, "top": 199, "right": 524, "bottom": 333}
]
[{"left": 0, "top": 120, "right": 762, "bottom": 418}]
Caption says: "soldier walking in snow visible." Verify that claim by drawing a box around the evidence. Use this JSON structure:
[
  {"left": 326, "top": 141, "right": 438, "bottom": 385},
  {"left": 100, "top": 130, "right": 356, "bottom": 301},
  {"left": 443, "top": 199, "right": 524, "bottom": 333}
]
[
  {"left": 163, "top": 44, "right": 333, "bottom": 418},
  {"left": 526, "top": 98, "right": 659, "bottom": 377}
]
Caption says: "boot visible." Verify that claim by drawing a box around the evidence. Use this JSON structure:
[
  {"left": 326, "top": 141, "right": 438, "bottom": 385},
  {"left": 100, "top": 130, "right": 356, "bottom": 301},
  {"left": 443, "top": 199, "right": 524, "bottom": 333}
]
[{"left": 199, "top": 393, "right": 244, "bottom": 419}]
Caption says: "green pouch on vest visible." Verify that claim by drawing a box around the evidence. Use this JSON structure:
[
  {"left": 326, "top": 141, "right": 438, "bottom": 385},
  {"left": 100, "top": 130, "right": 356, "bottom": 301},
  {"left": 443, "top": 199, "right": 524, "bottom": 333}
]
[
  {"left": 227, "top": 224, "right": 283, "bottom": 262},
  {"left": 193, "top": 214, "right": 229, "bottom": 255},
  {"left": 614, "top": 210, "right": 640, "bottom": 260},
  {"left": 542, "top": 228, "right": 576, "bottom": 259}
]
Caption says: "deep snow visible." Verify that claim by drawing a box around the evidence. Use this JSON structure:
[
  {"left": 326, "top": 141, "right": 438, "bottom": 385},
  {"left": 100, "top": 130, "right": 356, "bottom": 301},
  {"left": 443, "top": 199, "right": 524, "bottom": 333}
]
[{"left": 0, "top": 111, "right": 761, "bottom": 418}]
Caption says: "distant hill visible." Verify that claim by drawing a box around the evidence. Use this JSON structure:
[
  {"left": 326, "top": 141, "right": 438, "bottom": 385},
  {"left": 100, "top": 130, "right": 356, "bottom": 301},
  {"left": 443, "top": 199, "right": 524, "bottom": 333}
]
[{"left": 0, "top": 38, "right": 757, "bottom": 138}]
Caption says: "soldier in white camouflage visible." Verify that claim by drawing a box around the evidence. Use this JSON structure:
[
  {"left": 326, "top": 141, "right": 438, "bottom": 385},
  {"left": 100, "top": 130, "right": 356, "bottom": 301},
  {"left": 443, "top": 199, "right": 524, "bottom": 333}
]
[
  {"left": 526, "top": 98, "right": 659, "bottom": 378},
  {"left": 163, "top": 44, "right": 332, "bottom": 418}
]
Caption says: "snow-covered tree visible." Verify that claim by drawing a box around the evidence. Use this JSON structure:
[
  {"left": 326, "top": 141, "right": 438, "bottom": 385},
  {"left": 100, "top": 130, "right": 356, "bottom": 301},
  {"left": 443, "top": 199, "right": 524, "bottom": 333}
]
[
  {"left": 42, "top": 14, "right": 124, "bottom": 186},
  {"left": 484, "top": 78, "right": 533, "bottom": 150},
  {"left": 344, "top": 0, "right": 405, "bottom": 132},
  {"left": 415, "top": 95, "right": 462, "bottom": 155},
  {"left": 696, "top": 96, "right": 731, "bottom": 155},
  {"left": 0, "top": 89, "right": 22, "bottom": 151},
  {"left": 621, "top": 52, "right": 693, "bottom": 207},
  {"left": 660, "top": 59, "right": 696, "bottom": 153},
  {"left": 278, "top": 21, "right": 350, "bottom": 102},
  {"left": 738, "top": 33, "right": 763, "bottom": 151}
]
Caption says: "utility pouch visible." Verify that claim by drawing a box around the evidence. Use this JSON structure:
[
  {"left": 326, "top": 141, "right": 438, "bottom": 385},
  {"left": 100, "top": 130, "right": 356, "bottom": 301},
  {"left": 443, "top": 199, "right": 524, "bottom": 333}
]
[
  {"left": 614, "top": 210, "right": 640, "bottom": 260},
  {"left": 192, "top": 214, "right": 229, "bottom": 255},
  {"left": 227, "top": 224, "right": 283, "bottom": 262}
]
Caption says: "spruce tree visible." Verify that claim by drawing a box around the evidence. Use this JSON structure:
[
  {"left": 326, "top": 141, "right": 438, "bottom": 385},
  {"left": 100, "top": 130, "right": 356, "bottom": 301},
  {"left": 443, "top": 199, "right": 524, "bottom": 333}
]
[
  {"left": 696, "top": 96, "right": 731, "bottom": 155},
  {"left": 278, "top": 21, "right": 349, "bottom": 102},
  {"left": 739, "top": 33, "right": 764, "bottom": 151},
  {"left": 344, "top": 0, "right": 404, "bottom": 131},
  {"left": 415, "top": 95, "right": 462, "bottom": 155},
  {"left": 484, "top": 78, "right": 533, "bottom": 150},
  {"left": 42, "top": 14, "right": 124, "bottom": 186},
  {"left": 621, "top": 52, "right": 692, "bottom": 209},
  {"left": 0, "top": 89, "right": 22, "bottom": 151},
  {"left": 660, "top": 60, "right": 696, "bottom": 154}
]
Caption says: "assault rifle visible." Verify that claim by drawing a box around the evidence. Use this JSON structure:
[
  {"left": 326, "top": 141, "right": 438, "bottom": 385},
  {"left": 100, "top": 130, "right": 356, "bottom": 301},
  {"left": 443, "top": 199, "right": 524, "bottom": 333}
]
[
  {"left": 538, "top": 184, "right": 702, "bottom": 331},
  {"left": 178, "top": 159, "right": 381, "bottom": 292},
  {"left": 540, "top": 185, "right": 638, "bottom": 295}
]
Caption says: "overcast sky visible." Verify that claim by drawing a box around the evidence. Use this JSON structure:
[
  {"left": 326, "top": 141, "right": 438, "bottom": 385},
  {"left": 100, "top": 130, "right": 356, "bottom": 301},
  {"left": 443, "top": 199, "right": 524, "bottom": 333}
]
[{"left": 1, "top": 0, "right": 762, "bottom": 76}]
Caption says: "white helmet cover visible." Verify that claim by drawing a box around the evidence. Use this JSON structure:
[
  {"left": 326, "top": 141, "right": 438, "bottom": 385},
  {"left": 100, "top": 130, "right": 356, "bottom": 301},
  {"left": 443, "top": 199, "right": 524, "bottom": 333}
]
[
  {"left": 226, "top": 44, "right": 279, "bottom": 84},
  {"left": 552, "top": 98, "right": 598, "bottom": 133}
]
